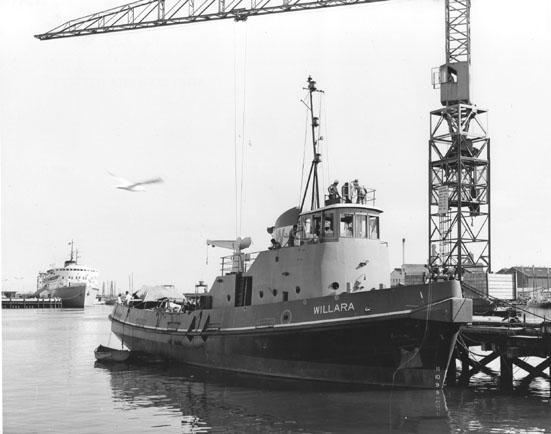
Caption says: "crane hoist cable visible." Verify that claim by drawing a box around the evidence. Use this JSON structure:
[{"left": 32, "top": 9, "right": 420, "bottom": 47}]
[
  {"left": 320, "top": 92, "right": 331, "bottom": 193},
  {"left": 298, "top": 92, "right": 310, "bottom": 207},
  {"left": 317, "top": 91, "right": 327, "bottom": 196},
  {"left": 233, "top": 21, "right": 248, "bottom": 238},
  {"left": 239, "top": 22, "right": 248, "bottom": 237}
]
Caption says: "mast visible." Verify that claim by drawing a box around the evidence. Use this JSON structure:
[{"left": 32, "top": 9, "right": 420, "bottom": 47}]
[{"left": 300, "top": 76, "right": 324, "bottom": 212}]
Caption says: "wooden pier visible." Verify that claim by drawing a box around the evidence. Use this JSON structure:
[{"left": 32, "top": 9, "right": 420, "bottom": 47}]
[
  {"left": 447, "top": 318, "right": 551, "bottom": 390},
  {"left": 2, "top": 297, "right": 63, "bottom": 309}
]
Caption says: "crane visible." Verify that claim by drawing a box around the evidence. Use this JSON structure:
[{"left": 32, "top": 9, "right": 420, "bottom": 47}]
[{"left": 35, "top": 0, "right": 490, "bottom": 284}]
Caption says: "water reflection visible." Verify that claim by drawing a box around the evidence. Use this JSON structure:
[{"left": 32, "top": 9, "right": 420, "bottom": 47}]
[
  {"left": 95, "top": 361, "right": 452, "bottom": 433},
  {"left": 445, "top": 385, "right": 551, "bottom": 433}
]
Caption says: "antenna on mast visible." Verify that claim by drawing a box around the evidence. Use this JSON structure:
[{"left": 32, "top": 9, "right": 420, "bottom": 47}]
[
  {"left": 300, "top": 76, "right": 324, "bottom": 212},
  {"left": 69, "top": 240, "right": 74, "bottom": 261}
]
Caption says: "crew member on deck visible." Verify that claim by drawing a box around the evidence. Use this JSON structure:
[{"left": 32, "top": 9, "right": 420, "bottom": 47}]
[
  {"left": 328, "top": 180, "right": 341, "bottom": 202},
  {"left": 341, "top": 182, "right": 352, "bottom": 203},
  {"left": 287, "top": 225, "right": 297, "bottom": 247},
  {"left": 351, "top": 179, "right": 366, "bottom": 204},
  {"left": 269, "top": 238, "right": 281, "bottom": 250},
  {"left": 357, "top": 183, "right": 368, "bottom": 204}
]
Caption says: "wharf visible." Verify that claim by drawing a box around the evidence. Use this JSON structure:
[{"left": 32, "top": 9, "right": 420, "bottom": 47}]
[
  {"left": 448, "top": 316, "right": 551, "bottom": 389},
  {"left": 2, "top": 297, "right": 63, "bottom": 309}
]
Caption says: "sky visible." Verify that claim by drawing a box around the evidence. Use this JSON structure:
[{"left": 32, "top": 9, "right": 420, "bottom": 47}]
[{"left": 1, "top": 0, "right": 550, "bottom": 293}]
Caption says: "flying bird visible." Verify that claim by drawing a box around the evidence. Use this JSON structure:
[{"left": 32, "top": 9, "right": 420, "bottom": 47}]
[{"left": 108, "top": 171, "right": 164, "bottom": 192}]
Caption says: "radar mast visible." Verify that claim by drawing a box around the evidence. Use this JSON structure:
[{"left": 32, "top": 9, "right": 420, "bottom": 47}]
[{"left": 300, "top": 76, "right": 324, "bottom": 212}]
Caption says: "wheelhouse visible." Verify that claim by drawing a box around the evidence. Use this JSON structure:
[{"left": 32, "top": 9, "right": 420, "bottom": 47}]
[{"left": 298, "top": 203, "right": 381, "bottom": 243}]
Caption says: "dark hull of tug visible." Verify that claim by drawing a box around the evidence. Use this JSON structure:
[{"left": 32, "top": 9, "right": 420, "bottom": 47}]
[{"left": 110, "top": 282, "right": 472, "bottom": 388}]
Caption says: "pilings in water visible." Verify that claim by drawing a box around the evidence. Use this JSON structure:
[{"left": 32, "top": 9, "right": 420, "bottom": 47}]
[
  {"left": 446, "top": 320, "right": 551, "bottom": 390},
  {"left": 2, "top": 298, "right": 63, "bottom": 309}
]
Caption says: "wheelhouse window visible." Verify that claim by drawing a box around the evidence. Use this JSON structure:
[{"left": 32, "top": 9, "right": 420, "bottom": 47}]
[
  {"left": 340, "top": 213, "right": 354, "bottom": 237},
  {"left": 368, "top": 215, "right": 380, "bottom": 239},
  {"left": 312, "top": 213, "right": 322, "bottom": 238},
  {"left": 355, "top": 214, "right": 368, "bottom": 238},
  {"left": 322, "top": 212, "right": 335, "bottom": 239},
  {"left": 302, "top": 216, "right": 312, "bottom": 238}
]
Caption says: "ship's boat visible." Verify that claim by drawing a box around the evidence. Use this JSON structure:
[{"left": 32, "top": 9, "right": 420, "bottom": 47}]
[
  {"left": 109, "top": 78, "right": 472, "bottom": 388},
  {"left": 36, "top": 241, "right": 100, "bottom": 308},
  {"left": 94, "top": 345, "right": 131, "bottom": 362}
]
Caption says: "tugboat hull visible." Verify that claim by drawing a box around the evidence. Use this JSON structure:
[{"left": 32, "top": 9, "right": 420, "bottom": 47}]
[{"left": 110, "top": 281, "right": 471, "bottom": 388}]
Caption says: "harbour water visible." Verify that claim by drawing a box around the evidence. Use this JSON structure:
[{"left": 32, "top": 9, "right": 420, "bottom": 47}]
[{"left": 3, "top": 306, "right": 551, "bottom": 433}]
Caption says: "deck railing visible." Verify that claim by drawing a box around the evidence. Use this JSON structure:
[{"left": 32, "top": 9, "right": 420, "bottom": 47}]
[{"left": 219, "top": 252, "right": 259, "bottom": 276}]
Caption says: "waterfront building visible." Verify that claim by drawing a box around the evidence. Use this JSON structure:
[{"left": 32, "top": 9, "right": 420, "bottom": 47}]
[
  {"left": 497, "top": 266, "right": 551, "bottom": 291},
  {"left": 390, "top": 264, "right": 427, "bottom": 287}
]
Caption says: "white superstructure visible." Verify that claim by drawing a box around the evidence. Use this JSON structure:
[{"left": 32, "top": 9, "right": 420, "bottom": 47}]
[{"left": 38, "top": 262, "right": 99, "bottom": 292}]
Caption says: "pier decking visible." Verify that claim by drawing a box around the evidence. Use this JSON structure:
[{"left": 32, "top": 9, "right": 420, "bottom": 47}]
[{"left": 2, "top": 298, "right": 63, "bottom": 309}]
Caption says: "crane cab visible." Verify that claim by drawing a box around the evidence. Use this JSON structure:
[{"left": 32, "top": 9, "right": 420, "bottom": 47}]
[{"left": 439, "top": 61, "right": 470, "bottom": 105}]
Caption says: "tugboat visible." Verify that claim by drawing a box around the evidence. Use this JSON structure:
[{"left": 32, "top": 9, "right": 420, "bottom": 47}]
[
  {"left": 110, "top": 77, "right": 472, "bottom": 388},
  {"left": 37, "top": 241, "right": 100, "bottom": 308}
]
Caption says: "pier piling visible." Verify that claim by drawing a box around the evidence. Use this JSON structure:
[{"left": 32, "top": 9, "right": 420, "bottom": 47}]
[{"left": 448, "top": 320, "right": 551, "bottom": 390}]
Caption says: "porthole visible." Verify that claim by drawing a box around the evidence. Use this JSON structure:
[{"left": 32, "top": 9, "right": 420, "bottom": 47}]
[
  {"left": 272, "top": 289, "right": 278, "bottom": 297},
  {"left": 331, "top": 282, "right": 339, "bottom": 290},
  {"left": 295, "top": 286, "right": 301, "bottom": 294},
  {"left": 259, "top": 290, "right": 264, "bottom": 298}
]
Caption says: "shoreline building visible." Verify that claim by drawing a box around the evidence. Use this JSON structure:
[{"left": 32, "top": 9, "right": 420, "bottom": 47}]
[
  {"left": 390, "top": 264, "right": 428, "bottom": 287},
  {"left": 497, "top": 266, "right": 551, "bottom": 299}
]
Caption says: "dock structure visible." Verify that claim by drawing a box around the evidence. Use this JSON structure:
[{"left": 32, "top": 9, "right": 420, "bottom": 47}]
[
  {"left": 447, "top": 318, "right": 551, "bottom": 390},
  {"left": 2, "top": 297, "right": 63, "bottom": 309}
]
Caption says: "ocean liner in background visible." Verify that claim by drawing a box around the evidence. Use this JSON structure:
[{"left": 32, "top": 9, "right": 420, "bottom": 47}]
[
  {"left": 37, "top": 241, "right": 99, "bottom": 308},
  {"left": 109, "top": 77, "right": 473, "bottom": 388}
]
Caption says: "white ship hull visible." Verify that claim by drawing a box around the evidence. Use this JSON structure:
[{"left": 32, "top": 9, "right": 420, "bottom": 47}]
[{"left": 39, "top": 284, "right": 98, "bottom": 308}]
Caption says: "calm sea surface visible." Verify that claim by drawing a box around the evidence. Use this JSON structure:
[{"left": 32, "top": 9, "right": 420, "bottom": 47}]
[{"left": 3, "top": 306, "right": 551, "bottom": 433}]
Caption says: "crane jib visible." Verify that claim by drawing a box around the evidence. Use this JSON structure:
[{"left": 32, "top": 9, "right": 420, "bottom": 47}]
[{"left": 35, "top": 0, "right": 390, "bottom": 40}]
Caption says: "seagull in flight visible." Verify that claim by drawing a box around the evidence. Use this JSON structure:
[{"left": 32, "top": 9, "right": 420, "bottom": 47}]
[{"left": 108, "top": 171, "right": 164, "bottom": 192}]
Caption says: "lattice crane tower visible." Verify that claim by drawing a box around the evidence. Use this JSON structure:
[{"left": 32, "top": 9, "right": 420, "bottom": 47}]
[{"left": 428, "top": 0, "right": 490, "bottom": 283}]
